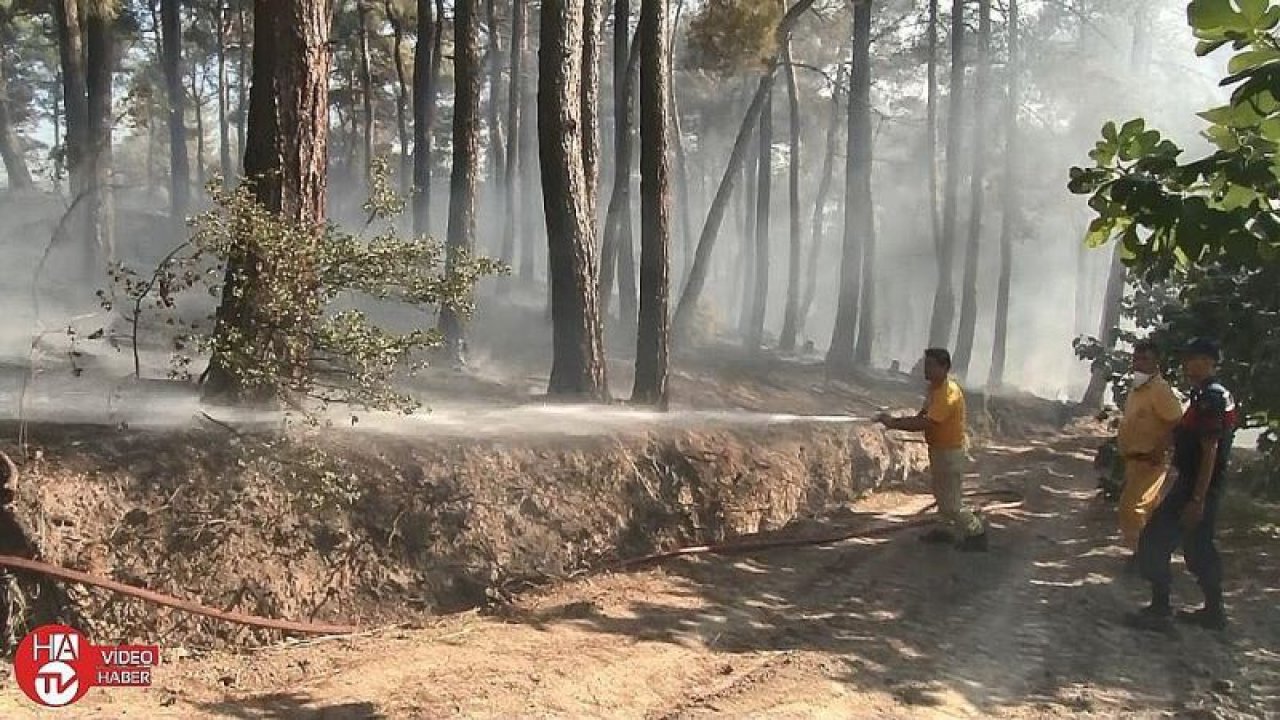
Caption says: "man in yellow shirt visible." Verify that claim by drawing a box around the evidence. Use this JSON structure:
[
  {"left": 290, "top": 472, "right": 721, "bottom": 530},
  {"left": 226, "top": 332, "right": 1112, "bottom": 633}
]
[
  {"left": 1117, "top": 339, "right": 1184, "bottom": 558},
  {"left": 876, "top": 348, "right": 988, "bottom": 551}
]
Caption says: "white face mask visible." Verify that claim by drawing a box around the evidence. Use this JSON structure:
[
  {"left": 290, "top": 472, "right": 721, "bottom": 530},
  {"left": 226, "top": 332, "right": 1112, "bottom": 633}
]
[{"left": 1131, "top": 371, "right": 1154, "bottom": 389}]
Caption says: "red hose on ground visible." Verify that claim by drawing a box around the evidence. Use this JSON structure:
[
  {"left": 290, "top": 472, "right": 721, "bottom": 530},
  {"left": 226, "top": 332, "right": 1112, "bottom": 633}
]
[{"left": 0, "top": 554, "right": 358, "bottom": 636}]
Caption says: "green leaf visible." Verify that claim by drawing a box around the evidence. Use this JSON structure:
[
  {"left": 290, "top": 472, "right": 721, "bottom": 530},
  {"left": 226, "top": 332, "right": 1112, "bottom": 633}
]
[
  {"left": 1085, "top": 217, "right": 1116, "bottom": 248},
  {"left": 1188, "top": 0, "right": 1248, "bottom": 32},
  {"left": 1220, "top": 183, "right": 1258, "bottom": 210},
  {"left": 1196, "top": 38, "right": 1231, "bottom": 56},
  {"left": 1228, "top": 47, "right": 1280, "bottom": 75},
  {"left": 1120, "top": 118, "right": 1146, "bottom": 141},
  {"left": 1102, "top": 121, "right": 1118, "bottom": 143},
  {"left": 1236, "top": 0, "right": 1270, "bottom": 24}
]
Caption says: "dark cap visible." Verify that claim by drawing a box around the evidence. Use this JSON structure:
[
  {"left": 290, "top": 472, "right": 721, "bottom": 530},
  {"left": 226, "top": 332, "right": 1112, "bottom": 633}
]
[{"left": 1183, "top": 337, "right": 1221, "bottom": 362}]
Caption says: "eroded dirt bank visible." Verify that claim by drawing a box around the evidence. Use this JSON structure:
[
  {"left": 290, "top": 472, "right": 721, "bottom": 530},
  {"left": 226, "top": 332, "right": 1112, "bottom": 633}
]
[{"left": 1, "top": 416, "right": 932, "bottom": 652}]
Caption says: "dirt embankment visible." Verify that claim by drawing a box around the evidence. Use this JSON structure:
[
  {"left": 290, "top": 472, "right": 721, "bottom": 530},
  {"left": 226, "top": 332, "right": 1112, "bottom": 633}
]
[{"left": 0, "top": 416, "right": 938, "bottom": 651}]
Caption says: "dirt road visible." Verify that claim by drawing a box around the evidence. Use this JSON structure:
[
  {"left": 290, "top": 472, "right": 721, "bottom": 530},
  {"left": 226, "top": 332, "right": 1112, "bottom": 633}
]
[{"left": 2, "top": 431, "right": 1277, "bottom": 719}]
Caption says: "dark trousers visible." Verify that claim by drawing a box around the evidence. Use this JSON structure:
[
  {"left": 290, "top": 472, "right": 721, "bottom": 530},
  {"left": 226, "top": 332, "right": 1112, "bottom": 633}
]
[{"left": 1136, "top": 478, "right": 1222, "bottom": 603}]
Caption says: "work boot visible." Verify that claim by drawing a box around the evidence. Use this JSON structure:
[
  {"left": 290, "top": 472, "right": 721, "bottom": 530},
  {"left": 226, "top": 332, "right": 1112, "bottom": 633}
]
[
  {"left": 919, "top": 528, "right": 954, "bottom": 544},
  {"left": 956, "top": 532, "right": 989, "bottom": 553},
  {"left": 1176, "top": 607, "right": 1228, "bottom": 632},
  {"left": 1123, "top": 603, "right": 1174, "bottom": 633}
]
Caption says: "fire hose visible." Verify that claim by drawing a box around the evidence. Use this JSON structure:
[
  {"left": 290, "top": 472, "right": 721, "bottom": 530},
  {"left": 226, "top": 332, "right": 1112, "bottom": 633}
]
[{"left": 0, "top": 450, "right": 1022, "bottom": 637}]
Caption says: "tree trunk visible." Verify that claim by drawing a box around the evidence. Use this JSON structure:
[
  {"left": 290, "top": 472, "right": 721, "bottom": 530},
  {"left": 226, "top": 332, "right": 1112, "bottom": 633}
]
[
  {"left": 385, "top": 1, "right": 412, "bottom": 195},
  {"left": 746, "top": 84, "right": 772, "bottom": 351},
  {"left": 236, "top": 0, "right": 247, "bottom": 169},
  {"left": 598, "top": 6, "right": 637, "bottom": 323},
  {"left": 52, "top": 0, "right": 88, "bottom": 197},
  {"left": 440, "top": 0, "right": 481, "bottom": 361},
  {"left": 927, "top": 0, "right": 941, "bottom": 255},
  {"left": 798, "top": 63, "right": 843, "bottom": 342},
  {"left": 1082, "top": 245, "right": 1125, "bottom": 407},
  {"left": 499, "top": 0, "right": 525, "bottom": 268},
  {"left": 952, "top": 0, "right": 992, "bottom": 377},
  {"left": 632, "top": 0, "right": 670, "bottom": 406},
  {"left": 671, "top": 0, "right": 817, "bottom": 340},
  {"left": 988, "top": 0, "right": 1018, "bottom": 390},
  {"left": 519, "top": 22, "right": 539, "bottom": 284},
  {"left": 927, "top": 0, "right": 966, "bottom": 347},
  {"left": 827, "top": 0, "right": 872, "bottom": 374},
  {"left": 582, "top": 0, "right": 603, "bottom": 208},
  {"left": 357, "top": 0, "right": 375, "bottom": 185},
  {"left": 192, "top": 65, "right": 206, "bottom": 185},
  {"left": 412, "top": 0, "right": 437, "bottom": 238},
  {"left": 851, "top": 0, "right": 877, "bottom": 367},
  {"left": 777, "top": 40, "right": 802, "bottom": 352},
  {"left": 669, "top": 0, "right": 694, "bottom": 289},
  {"left": 161, "top": 0, "right": 190, "bottom": 218},
  {"left": 484, "top": 0, "right": 505, "bottom": 192},
  {"left": 204, "top": 0, "right": 331, "bottom": 403},
  {"left": 85, "top": 5, "right": 115, "bottom": 273},
  {"left": 539, "top": 0, "right": 608, "bottom": 399},
  {"left": 217, "top": 1, "right": 233, "bottom": 184},
  {"left": 738, "top": 119, "right": 758, "bottom": 340},
  {"left": 0, "top": 61, "right": 34, "bottom": 190}
]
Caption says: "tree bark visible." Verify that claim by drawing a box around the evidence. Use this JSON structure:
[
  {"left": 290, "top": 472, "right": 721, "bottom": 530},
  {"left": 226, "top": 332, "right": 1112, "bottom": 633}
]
[
  {"left": 236, "top": 0, "right": 247, "bottom": 169},
  {"left": 484, "top": 0, "right": 505, "bottom": 192},
  {"left": 539, "top": 0, "right": 608, "bottom": 399},
  {"left": 192, "top": 63, "right": 205, "bottom": 185},
  {"left": 205, "top": 0, "right": 331, "bottom": 403},
  {"left": 745, "top": 84, "right": 772, "bottom": 351},
  {"left": 217, "top": 0, "right": 233, "bottom": 184},
  {"left": 357, "top": 0, "right": 375, "bottom": 185},
  {"left": 738, "top": 118, "right": 758, "bottom": 340},
  {"left": 669, "top": 0, "right": 694, "bottom": 289},
  {"left": 52, "top": 0, "right": 88, "bottom": 197},
  {"left": 385, "top": 0, "right": 412, "bottom": 195},
  {"left": 499, "top": 0, "right": 525, "bottom": 268},
  {"left": 440, "top": 0, "right": 481, "bottom": 361},
  {"left": 1081, "top": 245, "right": 1125, "bottom": 407},
  {"left": 927, "top": 0, "right": 966, "bottom": 347},
  {"left": 598, "top": 7, "right": 637, "bottom": 323},
  {"left": 412, "top": 0, "right": 437, "bottom": 238},
  {"left": 85, "top": 4, "right": 115, "bottom": 272},
  {"left": 777, "top": 40, "right": 802, "bottom": 352},
  {"left": 953, "top": 0, "right": 992, "bottom": 377},
  {"left": 671, "top": 0, "right": 817, "bottom": 340},
  {"left": 927, "top": 0, "right": 940, "bottom": 255},
  {"left": 798, "top": 63, "right": 843, "bottom": 342},
  {"left": 0, "top": 61, "right": 34, "bottom": 190},
  {"left": 988, "top": 0, "right": 1018, "bottom": 390},
  {"left": 851, "top": 0, "right": 877, "bottom": 366},
  {"left": 632, "top": 0, "right": 670, "bottom": 406},
  {"left": 827, "top": 0, "right": 873, "bottom": 374},
  {"left": 161, "top": 0, "right": 190, "bottom": 218}
]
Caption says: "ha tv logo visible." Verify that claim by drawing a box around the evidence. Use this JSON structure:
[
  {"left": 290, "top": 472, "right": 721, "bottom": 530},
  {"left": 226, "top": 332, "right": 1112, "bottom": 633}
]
[{"left": 13, "top": 624, "right": 159, "bottom": 708}]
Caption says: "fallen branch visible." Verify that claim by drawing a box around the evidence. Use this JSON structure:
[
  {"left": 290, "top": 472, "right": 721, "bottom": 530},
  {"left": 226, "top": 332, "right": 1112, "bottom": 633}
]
[{"left": 0, "top": 554, "right": 357, "bottom": 636}]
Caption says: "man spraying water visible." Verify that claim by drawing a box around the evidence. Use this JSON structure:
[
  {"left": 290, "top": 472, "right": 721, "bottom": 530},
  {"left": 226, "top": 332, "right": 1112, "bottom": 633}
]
[{"left": 875, "top": 348, "right": 989, "bottom": 552}]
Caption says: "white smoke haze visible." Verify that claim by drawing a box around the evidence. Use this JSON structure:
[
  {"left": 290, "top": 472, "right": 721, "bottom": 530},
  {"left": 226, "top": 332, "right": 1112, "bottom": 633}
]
[{"left": 0, "top": 0, "right": 1229, "bottom": 431}]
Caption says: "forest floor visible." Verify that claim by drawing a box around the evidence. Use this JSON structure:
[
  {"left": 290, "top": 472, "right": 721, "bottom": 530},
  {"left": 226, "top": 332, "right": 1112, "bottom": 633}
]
[{"left": 2, "top": 420, "right": 1277, "bottom": 718}]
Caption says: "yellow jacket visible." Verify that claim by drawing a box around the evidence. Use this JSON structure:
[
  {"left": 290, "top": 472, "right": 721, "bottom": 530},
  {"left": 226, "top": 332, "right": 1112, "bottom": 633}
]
[{"left": 1118, "top": 376, "right": 1183, "bottom": 459}]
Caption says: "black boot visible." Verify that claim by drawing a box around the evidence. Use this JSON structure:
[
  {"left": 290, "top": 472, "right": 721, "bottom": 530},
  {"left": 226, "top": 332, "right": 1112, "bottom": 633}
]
[
  {"left": 1124, "top": 586, "right": 1173, "bottom": 632},
  {"left": 1178, "top": 586, "right": 1227, "bottom": 631}
]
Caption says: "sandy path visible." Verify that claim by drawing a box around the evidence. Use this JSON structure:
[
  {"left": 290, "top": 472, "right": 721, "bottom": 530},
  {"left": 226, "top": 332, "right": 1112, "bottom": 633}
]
[{"left": 2, "top": 431, "right": 1276, "bottom": 719}]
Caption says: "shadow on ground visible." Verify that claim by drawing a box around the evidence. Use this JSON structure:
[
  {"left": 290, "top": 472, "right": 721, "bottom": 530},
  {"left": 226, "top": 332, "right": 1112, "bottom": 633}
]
[{"left": 193, "top": 692, "right": 384, "bottom": 719}]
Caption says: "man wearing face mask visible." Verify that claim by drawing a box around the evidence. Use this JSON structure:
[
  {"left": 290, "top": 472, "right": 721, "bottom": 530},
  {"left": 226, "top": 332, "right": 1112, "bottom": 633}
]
[{"left": 1116, "top": 340, "right": 1184, "bottom": 563}]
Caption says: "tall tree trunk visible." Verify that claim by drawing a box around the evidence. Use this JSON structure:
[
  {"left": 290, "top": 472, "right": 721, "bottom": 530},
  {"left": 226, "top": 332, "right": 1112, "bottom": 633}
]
[
  {"left": 827, "top": 0, "right": 873, "bottom": 374},
  {"left": 927, "top": 0, "right": 940, "bottom": 255},
  {"left": 217, "top": 0, "right": 233, "bottom": 184},
  {"left": 671, "top": 0, "right": 817, "bottom": 340},
  {"left": 357, "top": 0, "right": 375, "bottom": 185},
  {"left": 161, "top": 0, "right": 190, "bottom": 219},
  {"left": 540, "top": 0, "right": 608, "bottom": 399},
  {"left": 0, "top": 61, "right": 34, "bottom": 190},
  {"left": 85, "top": 5, "right": 115, "bottom": 273},
  {"left": 669, "top": 0, "right": 694, "bottom": 289},
  {"left": 519, "top": 22, "right": 539, "bottom": 284},
  {"left": 205, "top": 0, "right": 331, "bottom": 403},
  {"left": 192, "top": 65, "right": 206, "bottom": 185},
  {"left": 1082, "top": 246, "right": 1125, "bottom": 407},
  {"left": 440, "top": 0, "right": 481, "bottom": 361},
  {"left": 927, "top": 0, "right": 966, "bottom": 347},
  {"left": 798, "top": 63, "right": 843, "bottom": 342},
  {"left": 952, "top": 0, "right": 991, "bottom": 377},
  {"left": 778, "top": 40, "right": 802, "bottom": 352},
  {"left": 499, "top": 0, "right": 525, "bottom": 268},
  {"left": 738, "top": 120, "right": 758, "bottom": 339},
  {"left": 851, "top": 0, "right": 877, "bottom": 366},
  {"left": 746, "top": 84, "right": 772, "bottom": 351},
  {"left": 484, "top": 0, "right": 505, "bottom": 190},
  {"left": 598, "top": 7, "right": 637, "bottom": 323},
  {"left": 632, "top": 0, "right": 670, "bottom": 406},
  {"left": 236, "top": 0, "right": 247, "bottom": 169},
  {"left": 412, "top": 0, "right": 437, "bottom": 238},
  {"left": 988, "top": 0, "right": 1018, "bottom": 390},
  {"left": 52, "top": 0, "right": 88, "bottom": 197},
  {"left": 385, "top": 1, "right": 412, "bottom": 195}
]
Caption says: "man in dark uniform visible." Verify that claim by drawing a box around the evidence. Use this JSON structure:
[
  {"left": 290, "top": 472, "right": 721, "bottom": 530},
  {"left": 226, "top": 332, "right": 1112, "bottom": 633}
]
[{"left": 1128, "top": 337, "right": 1238, "bottom": 632}]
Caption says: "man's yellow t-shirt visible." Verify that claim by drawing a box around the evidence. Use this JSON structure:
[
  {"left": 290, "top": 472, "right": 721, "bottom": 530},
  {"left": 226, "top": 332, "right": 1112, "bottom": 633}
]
[
  {"left": 1118, "top": 376, "right": 1184, "bottom": 457},
  {"left": 924, "top": 377, "right": 967, "bottom": 449}
]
